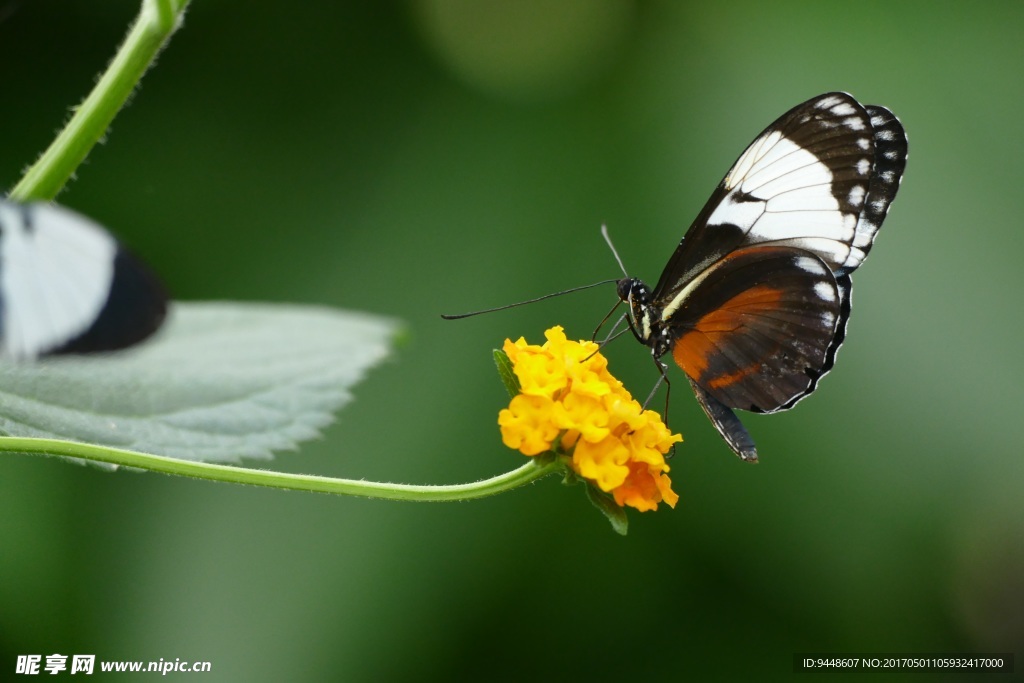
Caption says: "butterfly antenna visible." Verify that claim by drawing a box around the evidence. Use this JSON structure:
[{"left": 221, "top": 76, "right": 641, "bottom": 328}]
[
  {"left": 441, "top": 279, "right": 617, "bottom": 320},
  {"left": 601, "top": 224, "right": 629, "bottom": 277}
]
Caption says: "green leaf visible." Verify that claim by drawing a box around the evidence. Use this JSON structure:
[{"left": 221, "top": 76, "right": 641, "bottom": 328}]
[
  {"left": 0, "top": 302, "right": 398, "bottom": 465},
  {"left": 584, "top": 484, "right": 629, "bottom": 536},
  {"left": 493, "top": 349, "right": 520, "bottom": 398}
]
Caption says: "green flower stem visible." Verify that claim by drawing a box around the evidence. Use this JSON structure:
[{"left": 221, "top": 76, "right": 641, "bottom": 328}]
[
  {"left": 8, "top": 0, "right": 191, "bottom": 202},
  {"left": 1, "top": 437, "right": 562, "bottom": 502}
]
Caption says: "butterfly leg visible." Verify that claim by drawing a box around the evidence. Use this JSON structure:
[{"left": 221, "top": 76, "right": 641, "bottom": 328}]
[
  {"left": 643, "top": 358, "right": 669, "bottom": 409},
  {"left": 643, "top": 357, "right": 679, "bottom": 457},
  {"left": 591, "top": 299, "right": 625, "bottom": 343}
]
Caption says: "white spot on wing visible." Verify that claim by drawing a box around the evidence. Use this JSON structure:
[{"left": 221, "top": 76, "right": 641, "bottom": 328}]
[
  {"left": 848, "top": 185, "right": 866, "bottom": 206},
  {"left": 794, "top": 256, "right": 822, "bottom": 274},
  {"left": 817, "top": 95, "right": 843, "bottom": 109},
  {"left": 813, "top": 281, "right": 835, "bottom": 302},
  {"left": 843, "top": 116, "right": 866, "bottom": 131}
]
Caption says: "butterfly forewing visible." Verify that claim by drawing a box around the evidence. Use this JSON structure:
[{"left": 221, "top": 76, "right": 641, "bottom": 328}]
[{"left": 653, "top": 93, "right": 896, "bottom": 305}]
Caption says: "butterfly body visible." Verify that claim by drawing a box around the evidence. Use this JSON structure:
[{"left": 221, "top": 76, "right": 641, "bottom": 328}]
[{"left": 619, "top": 93, "right": 907, "bottom": 461}]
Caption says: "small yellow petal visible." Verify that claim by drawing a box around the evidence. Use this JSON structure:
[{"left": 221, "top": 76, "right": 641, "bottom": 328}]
[
  {"left": 498, "top": 394, "right": 558, "bottom": 456},
  {"left": 514, "top": 351, "right": 567, "bottom": 397},
  {"left": 573, "top": 436, "right": 631, "bottom": 491},
  {"left": 613, "top": 461, "right": 678, "bottom": 512},
  {"left": 552, "top": 392, "right": 610, "bottom": 442}
]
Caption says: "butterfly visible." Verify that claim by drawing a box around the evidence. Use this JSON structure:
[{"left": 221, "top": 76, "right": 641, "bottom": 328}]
[
  {"left": 616, "top": 92, "right": 907, "bottom": 462},
  {"left": 0, "top": 199, "right": 168, "bottom": 360}
]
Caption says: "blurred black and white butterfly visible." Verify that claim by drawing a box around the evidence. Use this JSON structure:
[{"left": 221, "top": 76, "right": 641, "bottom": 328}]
[
  {"left": 615, "top": 92, "right": 907, "bottom": 461},
  {"left": 0, "top": 199, "right": 167, "bottom": 360}
]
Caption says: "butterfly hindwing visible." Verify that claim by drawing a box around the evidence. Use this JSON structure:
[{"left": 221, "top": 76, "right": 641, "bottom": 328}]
[{"left": 666, "top": 246, "right": 842, "bottom": 414}]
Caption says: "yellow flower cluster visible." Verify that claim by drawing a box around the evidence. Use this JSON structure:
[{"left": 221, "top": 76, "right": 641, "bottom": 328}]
[{"left": 498, "top": 326, "right": 681, "bottom": 512}]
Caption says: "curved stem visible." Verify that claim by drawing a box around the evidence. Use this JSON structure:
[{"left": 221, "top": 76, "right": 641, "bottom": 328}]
[
  {"left": 1, "top": 437, "right": 562, "bottom": 502},
  {"left": 8, "top": 0, "right": 191, "bottom": 202}
]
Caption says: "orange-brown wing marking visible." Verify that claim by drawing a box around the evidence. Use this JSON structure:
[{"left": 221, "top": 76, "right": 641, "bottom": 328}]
[{"left": 674, "top": 284, "right": 785, "bottom": 385}]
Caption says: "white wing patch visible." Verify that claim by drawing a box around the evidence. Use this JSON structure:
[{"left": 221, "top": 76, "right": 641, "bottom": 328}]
[
  {"left": 709, "top": 129, "right": 861, "bottom": 268},
  {"left": 0, "top": 203, "right": 116, "bottom": 359},
  {"left": 725, "top": 131, "right": 778, "bottom": 190},
  {"left": 705, "top": 194, "right": 764, "bottom": 234}
]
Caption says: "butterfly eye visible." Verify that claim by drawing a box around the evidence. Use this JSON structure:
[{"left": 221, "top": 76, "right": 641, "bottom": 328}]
[{"left": 614, "top": 277, "right": 632, "bottom": 302}]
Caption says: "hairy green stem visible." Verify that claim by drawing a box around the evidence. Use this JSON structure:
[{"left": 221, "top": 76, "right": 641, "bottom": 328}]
[
  {"left": 8, "top": 0, "right": 191, "bottom": 202},
  {"left": 1, "top": 438, "right": 562, "bottom": 502}
]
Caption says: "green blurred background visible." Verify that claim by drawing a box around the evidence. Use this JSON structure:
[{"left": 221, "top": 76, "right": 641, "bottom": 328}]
[{"left": 2, "top": 1, "right": 1021, "bottom": 680}]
